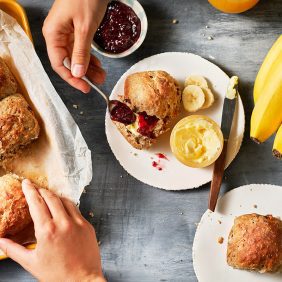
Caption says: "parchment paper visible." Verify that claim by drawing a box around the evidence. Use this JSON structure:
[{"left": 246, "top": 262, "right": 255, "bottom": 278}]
[{"left": 0, "top": 10, "right": 92, "bottom": 203}]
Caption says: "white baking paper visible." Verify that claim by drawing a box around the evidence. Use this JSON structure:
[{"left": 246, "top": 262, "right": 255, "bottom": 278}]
[{"left": 0, "top": 10, "right": 92, "bottom": 203}]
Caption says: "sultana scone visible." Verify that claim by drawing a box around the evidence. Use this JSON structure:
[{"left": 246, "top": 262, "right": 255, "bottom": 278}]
[
  {"left": 0, "top": 174, "right": 32, "bottom": 237},
  {"left": 112, "top": 71, "right": 181, "bottom": 150},
  {"left": 0, "top": 57, "right": 18, "bottom": 99},
  {"left": 227, "top": 213, "right": 282, "bottom": 273},
  {"left": 0, "top": 94, "right": 40, "bottom": 162}
]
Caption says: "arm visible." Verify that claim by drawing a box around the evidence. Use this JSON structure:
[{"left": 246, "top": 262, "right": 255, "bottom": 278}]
[
  {"left": 42, "top": 0, "right": 108, "bottom": 93},
  {"left": 0, "top": 179, "right": 106, "bottom": 282}
]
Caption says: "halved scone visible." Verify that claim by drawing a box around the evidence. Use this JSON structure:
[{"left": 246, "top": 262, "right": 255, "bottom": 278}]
[
  {"left": 112, "top": 71, "right": 181, "bottom": 150},
  {"left": 0, "top": 174, "right": 32, "bottom": 237},
  {"left": 227, "top": 214, "right": 282, "bottom": 273},
  {"left": 0, "top": 57, "right": 18, "bottom": 99},
  {"left": 0, "top": 94, "right": 40, "bottom": 162}
]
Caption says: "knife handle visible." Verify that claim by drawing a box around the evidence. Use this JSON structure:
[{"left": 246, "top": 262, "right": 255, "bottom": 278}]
[{"left": 208, "top": 140, "right": 228, "bottom": 212}]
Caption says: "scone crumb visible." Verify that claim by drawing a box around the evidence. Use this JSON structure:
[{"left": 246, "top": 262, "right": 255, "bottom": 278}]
[
  {"left": 218, "top": 237, "right": 224, "bottom": 244},
  {"left": 88, "top": 211, "right": 94, "bottom": 218},
  {"left": 82, "top": 188, "right": 87, "bottom": 194},
  {"left": 172, "top": 19, "right": 179, "bottom": 24},
  {"left": 98, "top": 241, "right": 102, "bottom": 246},
  {"left": 73, "top": 104, "right": 78, "bottom": 109},
  {"left": 218, "top": 220, "right": 222, "bottom": 224},
  {"left": 207, "top": 36, "right": 214, "bottom": 40},
  {"left": 253, "top": 204, "right": 258, "bottom": 208},
  {"left": 80, "top": 111, "right": 84, "bottom": 115}
]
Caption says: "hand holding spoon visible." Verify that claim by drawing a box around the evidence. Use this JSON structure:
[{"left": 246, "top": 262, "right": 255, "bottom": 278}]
[{"left": 63, "top": 57, "right": 136, "bottom": 125}]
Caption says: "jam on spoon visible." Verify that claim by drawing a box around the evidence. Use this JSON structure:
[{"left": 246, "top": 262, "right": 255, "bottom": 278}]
[
  {"left": 109, "top": 100, "right": 136, "bottom": 125},
  {"left": 94, "top": 1, "right": 141, "bottom": 54}
]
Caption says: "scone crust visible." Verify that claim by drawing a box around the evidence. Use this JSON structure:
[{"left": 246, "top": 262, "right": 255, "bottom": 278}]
[
  {"left": 124, "top": 71, "right": 181, "bottom": 120},
  {"left": 0, "top": 174, "right": 32, "bottom": 237},
  {"left": 227, "top": 213, "right": 282, "bottom": 273},
  {"left": 0, "top": 94, "right": 40, "bottom": 161},
  {"left": 0, "top": 58, "right": 17, "bottom": 99}
]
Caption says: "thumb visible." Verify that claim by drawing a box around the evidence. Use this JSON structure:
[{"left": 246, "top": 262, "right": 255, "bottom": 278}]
[
  {"left": 0, "top": 238, "right": 32, "bottom": 267},
  {"left": 71, "top": 24, "right": 95, "bottom": 78}
]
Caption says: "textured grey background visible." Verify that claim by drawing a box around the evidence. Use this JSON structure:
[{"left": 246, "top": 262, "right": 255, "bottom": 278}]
[{"left": 0, "top": 0, "right": 282, "bottom": 281}]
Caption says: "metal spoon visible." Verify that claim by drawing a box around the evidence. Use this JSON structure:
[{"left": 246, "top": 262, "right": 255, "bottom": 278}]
[
  {"left": 63, "top": 57, "right": 112, "bottom": 109},
  {"left": 63, "top": 57, "right": 136, "bottom": 125}
]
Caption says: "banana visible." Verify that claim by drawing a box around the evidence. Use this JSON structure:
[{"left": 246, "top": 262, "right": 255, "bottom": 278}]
[
  {"left": 273, "top": 125, "right": 282, "bottom": 159},
  {"left": 201, "top": 87, "right": 215, "bottom": 109},
  {"left": 182, "top": 85, "right": 205, "bottom": 112},
  {"left": 185, "top": 75, "right": 209, "bottom": 88},
  {"left": 250, "top": 64, "right": 282, "bottom": 143},
  {"left": 254, "top": 35, "right": 282, "bottom": 103}
]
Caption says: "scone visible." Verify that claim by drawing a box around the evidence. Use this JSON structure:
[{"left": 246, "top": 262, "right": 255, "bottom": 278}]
[
  {"left": 0, "top": 57, "right": 18, "bottom": 99},
  {"left": 0, "top": 94, "right": 40, "bottom": 162},
  {"left": 227, "top": 214, "right": 282, "bottom": 273},
  {"left": 112, "top": 71, "right": 181, "bottom": 149},
  {"left": 0, "top": 174, "right": 32, "bottom": 237}
]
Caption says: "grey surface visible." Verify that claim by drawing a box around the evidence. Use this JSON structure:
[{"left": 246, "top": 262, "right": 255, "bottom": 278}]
[{"left": 0, "top": 0, "right": 282, "bottom": 281}]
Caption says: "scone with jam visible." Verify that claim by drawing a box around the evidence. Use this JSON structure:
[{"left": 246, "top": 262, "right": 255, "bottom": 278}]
[
  {"left": 0, "top": 94, "right": 40, "bottom": 162},
  {"left": 227, "top": 213, "right": 282, "bottom": 273},
  {"left": 111, "top": 71, "right": 181, "bottom": 149}
]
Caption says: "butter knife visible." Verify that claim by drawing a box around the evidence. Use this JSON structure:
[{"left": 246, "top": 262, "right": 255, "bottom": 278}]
[{"left": 208, "top": 76, "right": 239, "bottom": 212}]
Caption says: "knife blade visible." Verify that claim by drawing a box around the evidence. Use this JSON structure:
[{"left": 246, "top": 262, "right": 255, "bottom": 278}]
[{"left": 208, "top": 76, "right": 239, "bottom": 212}]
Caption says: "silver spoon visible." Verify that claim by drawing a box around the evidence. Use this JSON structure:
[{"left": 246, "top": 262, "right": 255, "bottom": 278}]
[{"left": 63, "top": 57, "right": 136, "bottom": 125}]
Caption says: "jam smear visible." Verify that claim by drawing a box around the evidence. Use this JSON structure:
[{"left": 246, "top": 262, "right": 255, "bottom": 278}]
[
  {"left": 152, "top": 161, "right": 163, "bottom": 171},
  {"left": 137, "top": 112, "right": 159, "bottom": 138},
  {"left": 110, "top": 100, "right": 136, "bottom": 125},
  {"left": 94, "top": 1, "right": 141, "bottom": 54},
  {"left": 156, "top": 153, "right": 168, "bottom": 160}
]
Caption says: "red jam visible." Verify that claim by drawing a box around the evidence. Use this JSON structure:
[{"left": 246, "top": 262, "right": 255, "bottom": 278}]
[
  {"left": 137, "top": 112, "right": 159, "bottom": 138},
  {"left": 94, "top": 1, "right": 141, "bottom": 54},
  {"left": 156, "top": 153, "right": 168, "bottom": 160},
  {"left": 152, "top": 161, "right": 162, "bottom": 171},
  {"left": 110, "top": 100, "right": 136, "bottom": 125}
]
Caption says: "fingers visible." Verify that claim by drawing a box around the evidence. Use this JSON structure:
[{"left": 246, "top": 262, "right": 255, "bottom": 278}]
[
  {"left": 0, "top": 238, "right": 32, "bottom": 268},
  {"left": 38, "top": 189, "right": 69, "bottom": 221},
  {"left": 22, "top": 179, "right": 52, "bottom": 227},
  {"left": 71, "top": 22, "right": 96, "bottom": 78}
]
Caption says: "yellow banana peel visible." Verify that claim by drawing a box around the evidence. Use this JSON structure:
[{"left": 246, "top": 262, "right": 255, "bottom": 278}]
[
  {"left": 254, "top": 35, "right": 282, "bottom": 103},
  {"left": 273, "top": 125, "right": 282, "bottom": 159},
  {"left": 250, "top": 64, "right": 282, "bottom": 143}
]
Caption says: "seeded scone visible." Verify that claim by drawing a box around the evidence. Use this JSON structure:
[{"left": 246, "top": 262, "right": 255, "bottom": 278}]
[
  {"left": 0, "top": 57, "right": 18, "bottom": 99},
  {"left": 113, "top": 71, "right": 181, "bottom": 150},
  {"left": 0, "top": 94, "right": 40, "bottom": 162},
  {"left": 0, "top": 174, "right": 32, "bottom": 237},
  {"left": 227, "top": 214, "right": 282, "bottom": 273}
]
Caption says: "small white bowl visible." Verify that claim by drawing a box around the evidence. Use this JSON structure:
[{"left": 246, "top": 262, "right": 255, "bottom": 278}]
[{"left": 91, "top": 0, "right": 148, "bottom": 59}]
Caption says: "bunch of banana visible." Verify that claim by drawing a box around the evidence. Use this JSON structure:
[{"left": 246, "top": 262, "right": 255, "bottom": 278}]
[
  {"left": 250, "top": 35, "right": 282, "bottom": 159},
  {"left": 182, "top": 75, "right": 215, "bottom": 112}
]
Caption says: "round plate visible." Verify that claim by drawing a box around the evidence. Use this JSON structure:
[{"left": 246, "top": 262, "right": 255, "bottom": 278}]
[
  {"left": 193, "top": 184, "right": 282, "bottom": 282},
  {"left": 105, "top": 52, "right": 245, "bottom": 190}
]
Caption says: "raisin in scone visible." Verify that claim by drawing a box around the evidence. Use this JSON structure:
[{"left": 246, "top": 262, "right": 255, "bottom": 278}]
[
  {"left": 112, "top": 71, "right": 181, "bottom": 150},
  {"left": 227, "top": 214, "right": 282, "bottom": 273}
]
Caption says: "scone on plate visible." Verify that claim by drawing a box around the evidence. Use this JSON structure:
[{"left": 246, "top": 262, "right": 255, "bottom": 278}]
[
  {"left": 0, "top": 94, "right": 40, "bottom": 162},
  {"left": 112, "top": 71, "right": 181, "bottom": 149},
  {"left": 0, "top": 174, "right": 32, "bottom": 237},
  {"left": 227, "top": 213, "right": 282, "bottom": 273},
  {"left": 0, "top": 57, "right": 18, "bottom": 99}
]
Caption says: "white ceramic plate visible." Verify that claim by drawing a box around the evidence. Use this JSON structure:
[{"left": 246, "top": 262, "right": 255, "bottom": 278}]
[
  {"left": 105, "top": 52, "right": 245, "bottom": 190},
  {"left": 193, "top": 184, "right": 282, "bottom": 282}
]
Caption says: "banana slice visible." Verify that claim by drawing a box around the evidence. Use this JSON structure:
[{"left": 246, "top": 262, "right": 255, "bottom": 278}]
[
  {"left": 182, "top": 85, "right": 205, "bottom": 112},
  {"left": 185, "top": 75, "right": 209, "bottom": 88},
  {"left": 201, "top": 87, "right": 215, "bottom": 109}
]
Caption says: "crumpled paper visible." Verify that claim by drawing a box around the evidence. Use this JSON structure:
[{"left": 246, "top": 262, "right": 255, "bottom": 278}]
[{"left": 0, "top": 10, "right": 92, "bottom": 204}]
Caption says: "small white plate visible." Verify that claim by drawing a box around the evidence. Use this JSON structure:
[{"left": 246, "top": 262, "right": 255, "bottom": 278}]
[
  {"left": 105, "top": 52, "right": 245, "bottom": 190},
  {"left": 193, "top": 184, "right": 282, "bottom": 282}
]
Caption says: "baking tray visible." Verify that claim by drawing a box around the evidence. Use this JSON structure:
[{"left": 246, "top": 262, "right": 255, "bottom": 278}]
[{"left": 0, "top": 0, "right": 34, "bottom": 260}]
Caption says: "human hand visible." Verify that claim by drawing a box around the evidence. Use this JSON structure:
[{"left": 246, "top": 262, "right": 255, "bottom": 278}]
[
  {"left": 43, "top": 0, "right": 108, "bottom": 93},
  {"left": 0, "top": 179, "right": 105, "bottom": 282}
]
